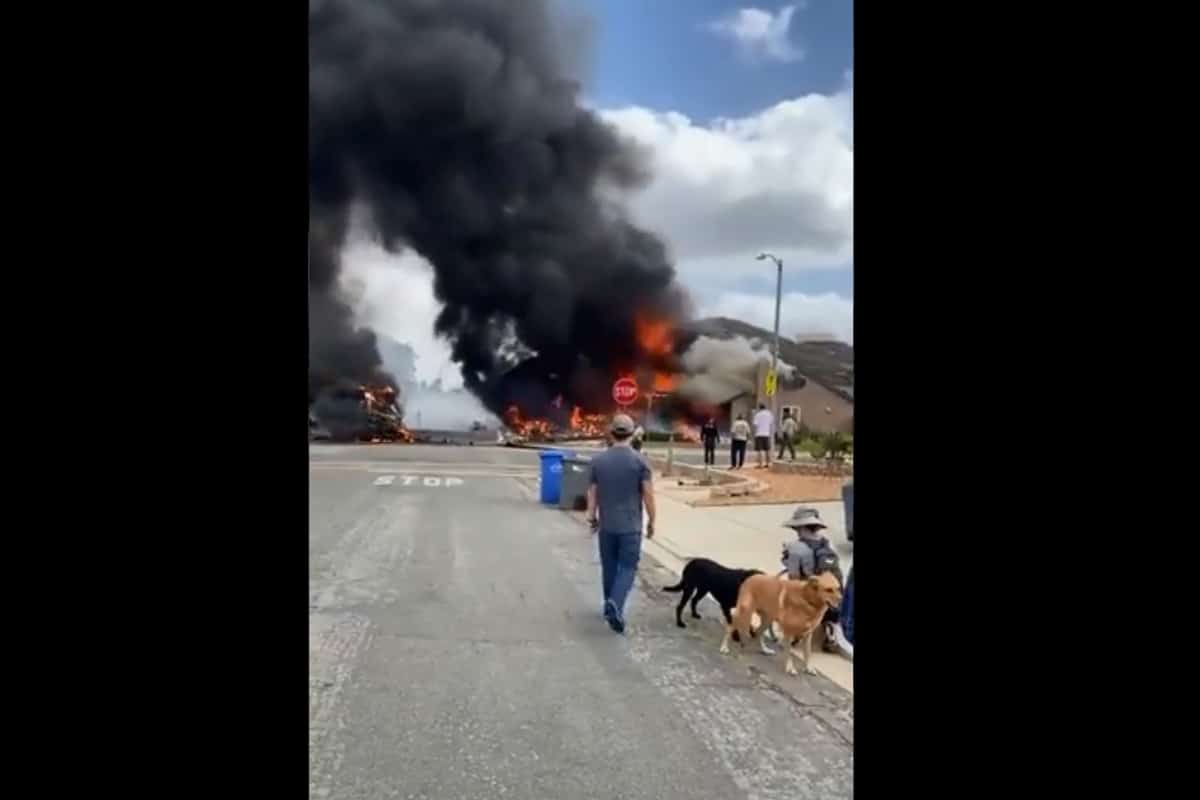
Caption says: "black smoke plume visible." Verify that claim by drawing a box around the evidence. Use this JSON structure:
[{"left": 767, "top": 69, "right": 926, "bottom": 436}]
[{"left": 309, "top": 0, "right": 690, "bottom": 418}]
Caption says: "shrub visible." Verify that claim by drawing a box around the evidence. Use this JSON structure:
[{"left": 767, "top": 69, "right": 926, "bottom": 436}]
[
  {"left": 822, "top": 432, "right": 851, "bottom": 461},
  {"left": 804, "top": 432, "right": 851, "bottom": 461}
]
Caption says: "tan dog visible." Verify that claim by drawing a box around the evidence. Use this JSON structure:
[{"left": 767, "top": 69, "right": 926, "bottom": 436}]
[{"left": 719, "top": 572, "right": 843, "bottom": 676}]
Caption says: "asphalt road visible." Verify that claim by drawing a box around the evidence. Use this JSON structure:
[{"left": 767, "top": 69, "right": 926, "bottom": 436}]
[{"left": 310, "top": 443, "right": 853, "bottom": 799}]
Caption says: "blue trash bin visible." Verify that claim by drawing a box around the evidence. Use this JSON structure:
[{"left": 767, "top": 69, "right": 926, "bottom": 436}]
[{"left": 539, "top": 450, "right": 565, "bottom": 504}]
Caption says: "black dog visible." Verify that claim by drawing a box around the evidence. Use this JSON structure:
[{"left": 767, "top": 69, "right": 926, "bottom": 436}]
[{"left": 662, "top": 558, "right": 762, "bottom": 638}]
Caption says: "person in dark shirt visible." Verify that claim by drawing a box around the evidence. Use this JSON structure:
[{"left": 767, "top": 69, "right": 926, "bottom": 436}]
[
  {"left": 700, "top": 417, "right": 719, "bottom": 465},
  {"left": 586, "top": 414, "right": 656, "bottom": 634}
]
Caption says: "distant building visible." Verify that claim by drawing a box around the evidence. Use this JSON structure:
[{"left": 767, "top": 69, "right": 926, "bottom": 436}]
[{"left": 726, "top": 360, "right": 853, "bottom": 435}]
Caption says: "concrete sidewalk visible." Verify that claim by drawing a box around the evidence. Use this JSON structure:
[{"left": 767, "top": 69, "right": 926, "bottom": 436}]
[{"left": 640, "top": 477, "right": 854, "bottom": 692}]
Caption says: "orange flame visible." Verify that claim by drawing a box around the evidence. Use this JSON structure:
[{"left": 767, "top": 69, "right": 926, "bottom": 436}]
[
  {"left": 633, "top": 313, "right": 683, "bottom": 395},
  {"left": 672, "top": 421, "right": 701, "bottom": 443},
  {"left": 503, "top": 404, "right": 609, "bottom": 440},
  {"left": 635, "top": 313, "right": 674, "bottom": 358},
  {"left": 504, "top": 405, "right": 553, "bottom": 440}
]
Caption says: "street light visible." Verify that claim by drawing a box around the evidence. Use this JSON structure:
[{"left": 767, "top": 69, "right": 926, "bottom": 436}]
[{"left": 756, "top": 252, "right": 783, "bottom": 451}]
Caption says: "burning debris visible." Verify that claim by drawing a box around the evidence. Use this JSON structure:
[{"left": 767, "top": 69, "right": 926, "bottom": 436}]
[
  {"left": 310, "top": 382, "right": 413, "bottom": 443},
  {"left": 503, "top": 403, "right": 609, "bottom": 442},
  {"left": 570, "top": 406, "right": 610, "bottom": 438},
  {"left": 503, "top": 405, "right": 553, "bottom": 441}
]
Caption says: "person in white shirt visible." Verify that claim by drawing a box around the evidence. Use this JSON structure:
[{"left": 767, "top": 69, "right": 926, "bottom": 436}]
[
  {"left": 729, "top": 414, "right": 751, "bottom": 469},
  {"left": 752, "top": 403, "right": 774, "bottom": 468}
]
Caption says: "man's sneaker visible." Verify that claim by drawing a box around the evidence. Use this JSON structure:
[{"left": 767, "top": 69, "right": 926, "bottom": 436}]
[
  {"left": 604, "top": 600, "right": 625, "bottom": 634},
  {"left": 830, "top": 624, "right": 853, "bottom": 660},
  {"left": 821, "top": 625, "right": 841, "bottom": 653}
]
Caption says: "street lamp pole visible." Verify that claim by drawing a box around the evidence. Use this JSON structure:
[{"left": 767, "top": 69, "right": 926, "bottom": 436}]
[{"left": 757, "top": 252, "right": 784, "bottom": 449}]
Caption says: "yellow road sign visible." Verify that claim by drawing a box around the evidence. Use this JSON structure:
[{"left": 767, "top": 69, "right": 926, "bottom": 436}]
[{"left": 765, "top": 370, "right": 777, "bottom": 397}]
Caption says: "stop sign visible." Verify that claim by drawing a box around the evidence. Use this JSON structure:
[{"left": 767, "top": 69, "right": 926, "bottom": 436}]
[{"left": 612, "top": 377, "right": 639, "bottom": 407}]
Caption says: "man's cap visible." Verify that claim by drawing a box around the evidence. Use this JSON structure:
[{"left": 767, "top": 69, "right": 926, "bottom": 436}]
[
  {"left": 782, "top": 506, "right": 827, "bottom": 529},
  {"left": 610, "top": 414, "right": 636, "bottom": 435}
]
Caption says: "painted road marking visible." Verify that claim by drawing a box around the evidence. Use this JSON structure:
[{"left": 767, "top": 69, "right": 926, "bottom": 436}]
[
  {"left": 373, "top": 474, "right": 466, "bottom": 487},
  {"left": 310, "top": 463, "right": 536, "bottom": 478}
]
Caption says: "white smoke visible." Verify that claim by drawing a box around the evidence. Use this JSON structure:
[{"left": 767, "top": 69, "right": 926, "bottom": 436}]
[
  {"left": 375, "top": 333, "right": 497, "bottom": 430},
  {"left": 677, "top": 335, "right": 796, "bottom": 405},
  {"left": 403, "top": 384, "right": 497, "bottom": 430}
]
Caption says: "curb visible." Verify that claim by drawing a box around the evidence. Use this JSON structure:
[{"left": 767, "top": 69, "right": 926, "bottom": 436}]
[
  {"left": 520, "top": 443, "right": 766, "bottom": 501},
  {"left": 769, "top": 461, "right": 854, "bottom": 478}
]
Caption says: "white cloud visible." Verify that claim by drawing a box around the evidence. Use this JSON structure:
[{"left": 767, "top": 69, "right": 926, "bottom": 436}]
[
  {"left": 600, "top": 77, "right": 853, "bottom": 281},
  {"left": 700, "top": 290, "right": 854, "bottom": 345},
  {"left": 707, "top": 5, "right": 805, "bottom": 63}
]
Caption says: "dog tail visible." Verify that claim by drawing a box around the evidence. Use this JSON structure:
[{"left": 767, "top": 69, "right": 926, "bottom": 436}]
[{"left": 661, "top": 580, "right": 685, "bottom": 593}]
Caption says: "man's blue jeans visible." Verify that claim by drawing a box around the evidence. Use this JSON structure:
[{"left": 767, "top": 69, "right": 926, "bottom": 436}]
[{"left": 598, "top": 531, "right": 642, "bottom": 618}]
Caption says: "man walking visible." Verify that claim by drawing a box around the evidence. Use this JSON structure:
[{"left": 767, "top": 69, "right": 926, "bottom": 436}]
[
  {"left": 700, "top": 416, "right": 719, "bottom": 466},
  {"left": 586, "top": 414, "right": 656, "bottom": 634},
  {"left": 730, "top": 413, "right": 750, "bottom": 469},
  {"left": 777, "top": 408, "right": 798, "bottom": 461},
  {"left": 753, "top": 402, "right": 774, "bottom": 468}
]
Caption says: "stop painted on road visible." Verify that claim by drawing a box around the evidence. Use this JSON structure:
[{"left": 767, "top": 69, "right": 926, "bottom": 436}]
[{"left": 372, "top": 475, "right": 465, "bottom": 487}]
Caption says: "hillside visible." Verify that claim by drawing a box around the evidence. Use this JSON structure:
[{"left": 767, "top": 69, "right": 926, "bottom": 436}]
[{"left": 688, "top": 316, "right": 854, "bottom": 402}]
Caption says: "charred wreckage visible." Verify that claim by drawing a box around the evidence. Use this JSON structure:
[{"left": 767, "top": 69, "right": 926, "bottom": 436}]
[{"left": 309, "top": 383, "right": 412, "bottom": 443}]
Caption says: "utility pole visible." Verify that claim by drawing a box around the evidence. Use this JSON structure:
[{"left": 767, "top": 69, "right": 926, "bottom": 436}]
[
  {"left": 646, "top": 391, "right": 674, "bottom": 476},
  {"left": 757, "top": 252, "right": 784, "bottom": 457}
]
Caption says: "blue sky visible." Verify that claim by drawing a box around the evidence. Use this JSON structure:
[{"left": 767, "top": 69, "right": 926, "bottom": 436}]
[
  {"left": 574, "top": 0, "right": 854, "bottom": 330},
  {"left": 576, "top": 0, "right": 853, "bottom": 123}
]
